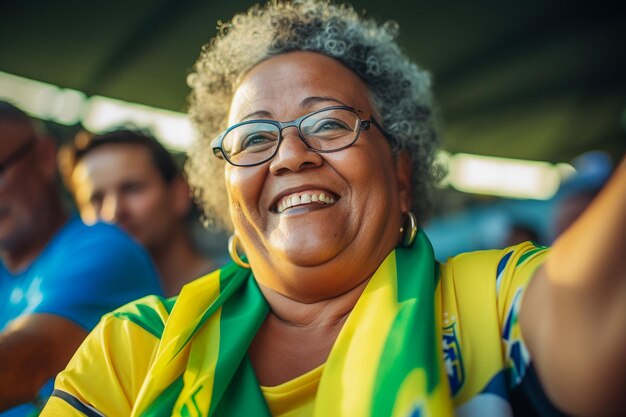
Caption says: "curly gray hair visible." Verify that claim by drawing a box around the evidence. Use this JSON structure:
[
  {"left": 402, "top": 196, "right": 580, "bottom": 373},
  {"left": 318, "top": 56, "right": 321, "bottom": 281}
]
[{"left": 187, "top": 0, "right": 443, "bottom": 230}]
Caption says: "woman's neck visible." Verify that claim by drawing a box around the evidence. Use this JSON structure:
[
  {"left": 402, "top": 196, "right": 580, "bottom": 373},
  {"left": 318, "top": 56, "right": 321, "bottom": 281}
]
[
  {"left": 259, "top": 277, "right": 368, "bottom": 327},
  {"left": 249, "top": 278, "right": 370, "bottom": 386}
]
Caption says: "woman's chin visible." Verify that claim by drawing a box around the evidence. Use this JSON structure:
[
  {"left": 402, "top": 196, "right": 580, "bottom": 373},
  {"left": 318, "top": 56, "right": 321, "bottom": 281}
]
[
  {"left": 262, "top": 207, "right": 352, "bottom": 267},
  {"left": 268, "top": 234, "right": 346, "bottom": 268}
]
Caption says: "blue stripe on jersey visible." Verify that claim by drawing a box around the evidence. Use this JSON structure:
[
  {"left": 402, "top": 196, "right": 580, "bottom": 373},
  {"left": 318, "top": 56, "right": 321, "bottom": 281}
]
[
  {"left": 501, "top": 289, "right": 522, "bottom": 340},
  {"left": 496, "top": 251, "right": 514, "bottom": 294},
  {"left": 497, "top": 251, "right": 513, "bottom": 278},
  {"left": 480, "top": 369, "right": 509, "bottom": 400},
  {"left": 51, "top": 390, "right": 105, "bottom": 417}
]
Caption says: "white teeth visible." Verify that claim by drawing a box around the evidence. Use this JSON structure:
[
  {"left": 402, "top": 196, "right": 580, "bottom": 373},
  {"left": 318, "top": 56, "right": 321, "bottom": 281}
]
[
  {"left": 276, "top": 191, "right": 337, "bottom": 213},
  {"left": 317, "top": 193, "right": 335, "bottom": 204}
]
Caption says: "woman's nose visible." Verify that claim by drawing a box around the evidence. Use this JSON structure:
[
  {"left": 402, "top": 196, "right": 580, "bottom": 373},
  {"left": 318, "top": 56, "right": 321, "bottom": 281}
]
[{"left": 269, "top": 127, "right": 323, "bottom": 174}]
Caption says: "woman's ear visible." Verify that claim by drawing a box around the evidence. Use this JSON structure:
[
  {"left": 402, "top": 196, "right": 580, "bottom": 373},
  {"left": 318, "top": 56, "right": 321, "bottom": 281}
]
[{"left": 395, "top": 152, "right": 412, "bottom": 213}]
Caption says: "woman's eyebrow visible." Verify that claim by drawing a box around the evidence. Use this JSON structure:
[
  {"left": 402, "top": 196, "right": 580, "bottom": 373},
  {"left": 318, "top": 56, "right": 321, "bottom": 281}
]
[
  {"left": 239, "top": 110, "right": 273, "bottom": 121},
  {"left": 301, "top": 96, "right": 347, "bottom": 107},
  {"left": 238, "top": 96, "right": 348, "bottom": 122}
]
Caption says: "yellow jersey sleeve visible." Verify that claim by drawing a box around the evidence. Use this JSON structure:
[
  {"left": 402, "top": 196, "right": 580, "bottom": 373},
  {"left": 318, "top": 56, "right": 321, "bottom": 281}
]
[
  {"left": 39, "top": 396, "right": 89, "bottom": 417},
  {"left": 495, "top": 242, "right": 548, "bottom": 387},
  {"left": 40, "top": 295, "right": 168, "bottom": 417},
  {"left": 439, "top": 241, "right": 548, "bottom": 411}
]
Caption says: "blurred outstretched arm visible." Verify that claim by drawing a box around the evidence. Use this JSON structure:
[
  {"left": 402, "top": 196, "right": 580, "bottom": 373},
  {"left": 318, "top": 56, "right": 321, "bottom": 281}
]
[{"left": 522, "top": 156, "right": 626, "bottom": 417}]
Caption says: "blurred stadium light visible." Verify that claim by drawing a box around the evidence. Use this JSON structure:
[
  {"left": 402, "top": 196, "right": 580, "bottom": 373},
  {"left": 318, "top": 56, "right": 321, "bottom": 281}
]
[
  {"left": 0, "top": 70, "right": 86, "bottom": 125},
  {"left": 442, "top": 152, "right": 576, "bottom": 200},
  {"left": 0, "top": 69, "right": 194, "bottom": 151},
  {"left": 83, "top": 96, "right": 195, "bottom": 150}
]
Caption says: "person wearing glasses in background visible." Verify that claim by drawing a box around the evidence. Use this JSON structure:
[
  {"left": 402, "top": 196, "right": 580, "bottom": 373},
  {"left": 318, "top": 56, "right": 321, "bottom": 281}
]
[
  {"left": 0, "top": 101, "right": 162, "bottom": 416},
  {"left": 60, "top": 129, "right": 216, "bottom": 297},
  {"left": 43, "top": 1, "right": 625, "bottom": 416}
]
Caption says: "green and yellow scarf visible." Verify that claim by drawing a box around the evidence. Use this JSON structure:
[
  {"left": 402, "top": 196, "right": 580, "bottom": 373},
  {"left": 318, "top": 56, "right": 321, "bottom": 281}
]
[{"left": 131, "top": 231, "right": 453, "bottom": 416}]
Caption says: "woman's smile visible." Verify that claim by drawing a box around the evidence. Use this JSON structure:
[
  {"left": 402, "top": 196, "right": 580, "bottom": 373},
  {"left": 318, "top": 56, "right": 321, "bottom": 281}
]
[
  {"left": 272, "top": 188, "right": 338, "bottom": 214},
  {"left": 224, "top": 51, "right": 409, "bottom": 299}
]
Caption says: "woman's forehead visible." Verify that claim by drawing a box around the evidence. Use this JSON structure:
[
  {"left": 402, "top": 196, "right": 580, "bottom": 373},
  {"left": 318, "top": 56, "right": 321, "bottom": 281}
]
[{"left": 228, "top": 51, "right": 372, "bottom": 123}]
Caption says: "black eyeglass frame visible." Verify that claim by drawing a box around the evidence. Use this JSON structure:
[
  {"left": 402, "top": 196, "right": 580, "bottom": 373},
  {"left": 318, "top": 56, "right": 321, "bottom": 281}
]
[
  {"left": 211, "top": 105, "right": 392, "bottom": 167},
  {"left": 0, "top": 137, "right": 37, "bottom": 176}
]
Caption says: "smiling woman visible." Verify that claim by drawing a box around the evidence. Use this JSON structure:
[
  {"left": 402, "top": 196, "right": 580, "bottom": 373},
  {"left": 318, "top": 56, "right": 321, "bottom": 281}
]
[
  {"left": 222, "top": 52, "right": 410, "bottom": 301},
  {"left": 41, "top": 1, "right": 626, "bottom": 417},
  {"left": 186, "top": 0, "right": 442, "bottom": 232}
]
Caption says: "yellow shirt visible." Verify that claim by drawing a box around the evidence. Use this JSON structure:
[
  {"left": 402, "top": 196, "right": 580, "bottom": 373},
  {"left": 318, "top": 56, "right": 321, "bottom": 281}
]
[
  {"left": 263, "top": 242, "right": 547, "bottom": 416},
  {"left": 43, "top": 242, "right": 550, "bottom": 416},
  {"left": 261, "top": 365, "right": 323, "bottom": 417}
]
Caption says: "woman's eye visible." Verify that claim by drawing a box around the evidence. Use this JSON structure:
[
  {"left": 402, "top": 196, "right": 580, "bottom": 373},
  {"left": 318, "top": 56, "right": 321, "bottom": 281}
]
[
  {"left": 241, "top": 133, "right": 276, "bottom": 151},
  {"left": 310, "top": 119, "right": 350, "bottom": 134}
]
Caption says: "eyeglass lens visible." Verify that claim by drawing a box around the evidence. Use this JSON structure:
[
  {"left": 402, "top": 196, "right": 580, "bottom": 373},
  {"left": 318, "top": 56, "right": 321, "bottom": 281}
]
[{"left": 222, "top": 108, "right": 361, "bottom": 166}]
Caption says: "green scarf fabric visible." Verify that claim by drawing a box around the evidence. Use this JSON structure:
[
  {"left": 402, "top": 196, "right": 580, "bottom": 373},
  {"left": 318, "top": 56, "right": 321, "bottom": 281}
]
[{"left": 133, "top": 230, "right": 453, "bottom": 416}]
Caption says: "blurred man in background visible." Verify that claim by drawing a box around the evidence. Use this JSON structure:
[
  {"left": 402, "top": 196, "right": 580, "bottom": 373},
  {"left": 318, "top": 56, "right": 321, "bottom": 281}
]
[
  {"left": 0, "top": 102, "right": 162, "bottom": 415},
  {"left": 61, "top": 129, "right": 214, "bottom": 296}
]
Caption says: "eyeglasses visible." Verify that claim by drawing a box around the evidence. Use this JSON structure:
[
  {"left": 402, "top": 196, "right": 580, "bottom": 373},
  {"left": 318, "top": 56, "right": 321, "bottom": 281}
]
[
  {"left": 0, "top": 137, "right": 37, "bottom": 177},
  {"left": 211, "top": 106, "right": 389, "bottom": 167}
]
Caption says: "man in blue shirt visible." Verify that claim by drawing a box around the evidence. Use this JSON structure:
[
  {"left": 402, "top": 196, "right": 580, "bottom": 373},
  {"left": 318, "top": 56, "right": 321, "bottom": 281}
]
[
  {"left": 0, "top": 101, "right": 163, "bottom": 415},
  {"left": 60, "top": 129, "right": 217, "bottom": 297}
]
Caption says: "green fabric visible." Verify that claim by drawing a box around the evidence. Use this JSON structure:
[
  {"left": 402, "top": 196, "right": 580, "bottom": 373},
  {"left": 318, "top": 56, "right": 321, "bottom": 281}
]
[
  {"left": 150, "top": 230, "right": 450, "bottom": 416},
  {"left": 371, "top": 232, "right": 442, "bottom": 416}
]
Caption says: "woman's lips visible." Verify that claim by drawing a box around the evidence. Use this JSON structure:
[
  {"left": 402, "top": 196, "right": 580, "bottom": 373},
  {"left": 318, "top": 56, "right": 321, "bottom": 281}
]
[{"left": 275, "top": 190, "right": 338, "bottom": 213}]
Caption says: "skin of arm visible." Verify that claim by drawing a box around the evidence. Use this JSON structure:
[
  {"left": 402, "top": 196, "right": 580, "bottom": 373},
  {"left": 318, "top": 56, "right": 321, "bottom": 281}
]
[
  {"left": 521, "top": 157, "right": 626, "bottom": 417},
  {"left": 0, "top": 314, "right": 86, "bottom": 410}
]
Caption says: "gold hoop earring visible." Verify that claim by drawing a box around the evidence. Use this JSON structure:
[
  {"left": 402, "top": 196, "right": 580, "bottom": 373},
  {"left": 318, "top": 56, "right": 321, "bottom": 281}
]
[
  {"left": 399, "top": 212, "right": 418, "bottom": 248},
  {"left": 228, "top": 235, "right": 250, "bottom": 269}
]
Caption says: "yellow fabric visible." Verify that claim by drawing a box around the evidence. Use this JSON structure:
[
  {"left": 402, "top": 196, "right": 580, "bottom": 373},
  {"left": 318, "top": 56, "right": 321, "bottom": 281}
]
[
  {"left": 442, "top": 242, "right": 546, "bottom": 406},
  {"left": 315, "top": 252, "right": 439, "bottom": 416},
  {"left": 135, "top": 270, "right": 222, "bottom": 414},
  {"left": 43, "top": 242, "right": 547, "bottom": 416},
  {"left": 171, "top": 301, "right": 223, "bottom": 414},
  {"left": 39, "top": 397, "right": 86, "bottom": 417},
  {"left": 261, "top": 365, "right": 323, "bottom": 417},
  {"left": 255, "top": 242, "right": 546, "bottom": 416},
  {"left": 52, "top": 298, "right": 164, "bottom": 416}
]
